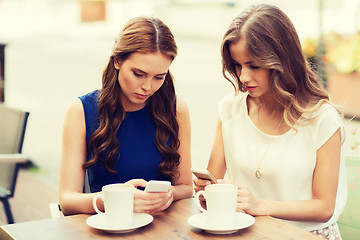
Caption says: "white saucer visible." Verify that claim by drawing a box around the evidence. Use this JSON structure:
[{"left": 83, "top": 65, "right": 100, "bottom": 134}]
[
  {"left": 86, "top": 213, "right": 153, "bottom": 233},
  {"left": 187, "top": 212, "right": 255, "bottom": 234}
]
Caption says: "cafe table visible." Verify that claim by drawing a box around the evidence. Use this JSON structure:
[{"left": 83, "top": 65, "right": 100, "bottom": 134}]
[{"left": 0, "top": 198, "right": 321, "bottom": 240}]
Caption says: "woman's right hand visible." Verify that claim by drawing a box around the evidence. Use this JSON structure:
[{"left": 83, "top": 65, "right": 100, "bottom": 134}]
[{"left": 193, "top": 177, "right": 212, "bottom": 196}]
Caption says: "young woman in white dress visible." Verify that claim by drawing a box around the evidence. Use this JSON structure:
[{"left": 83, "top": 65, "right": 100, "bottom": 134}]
[{"left": 194, "top": 4, "right": 347, "bottom": 239}]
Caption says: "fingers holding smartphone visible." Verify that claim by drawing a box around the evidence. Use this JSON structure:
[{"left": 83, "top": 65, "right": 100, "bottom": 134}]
[
  {"left": 191, "top": 168, "right": 217, "bottom": 194},
  {"left": 191, "top": 168, "right": 216, "bottom": 183},
  {"left": 193, "top": 177, "right": 210, "bottom": 193},
  {"left": 133, "top": 180, "right": 172, "bottom": 213}
]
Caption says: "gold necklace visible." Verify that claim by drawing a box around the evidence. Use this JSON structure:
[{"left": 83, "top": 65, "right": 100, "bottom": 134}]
[{"left": 255, "top": 107, "right": 283, "bottom": 179}]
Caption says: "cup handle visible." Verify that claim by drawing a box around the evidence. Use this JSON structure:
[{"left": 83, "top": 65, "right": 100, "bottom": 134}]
[
  {"left": 195, "top": 190, "right": 207, "bottom": 213},
  {"left": 93, "top": 194, "right": 105, "bottom": 214}
]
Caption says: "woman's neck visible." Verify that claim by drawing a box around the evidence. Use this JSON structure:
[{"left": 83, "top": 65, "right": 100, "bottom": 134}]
[
  {"left": 247, "top": 94, "right": 287, "bottom": 135},
  {"left": 250, "top": 94, "right": 283, "bottom": 114}
]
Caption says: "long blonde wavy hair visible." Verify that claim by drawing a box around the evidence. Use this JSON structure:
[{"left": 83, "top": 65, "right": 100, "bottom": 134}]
[{"left": 221, "top": 4, "right": 339, "bottom": 128}]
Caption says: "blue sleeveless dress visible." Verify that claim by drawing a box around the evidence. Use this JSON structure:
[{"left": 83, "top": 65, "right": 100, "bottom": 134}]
[{"left": 79, "top": 90, "right": 172, "bottom": 193}]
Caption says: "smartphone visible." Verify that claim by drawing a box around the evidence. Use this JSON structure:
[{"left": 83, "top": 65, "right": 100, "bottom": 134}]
[
  {"left": 144, "top": 180, "right": 171, "bottom": 193},
  {"left": 191, "top": 168, "right": 217, "bottom": 184}
]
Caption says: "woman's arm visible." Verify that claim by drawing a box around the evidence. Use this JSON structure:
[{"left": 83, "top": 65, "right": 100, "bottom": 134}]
[
  {"left": 59, "top": 99, "right": 100, "bottom": 215},
  {"left": 194, "top": 116, "right": 227, "bottom": 193},
  {"left": 207, "top": 117, "right": 227, "bottom": 179},
  {"left": 170, "top": 97, "right": 193, "bottom": 201},
  {"left": 231, "top": 128, "right": 341, "bottom": 222}
]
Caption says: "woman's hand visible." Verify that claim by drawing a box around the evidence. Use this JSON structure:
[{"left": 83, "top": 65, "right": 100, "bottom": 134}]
[
  {"left": 193, "top": 176, "right": 213, "bottom": 201},
  {"left": 193, "top": 176, "right": 213, "bottom": 194},
  {"left": 217, "top": 179, "right": 263, "bottom": 215},
  {"left": 126, "top": 179, "right": 174, "bottom": 213}
]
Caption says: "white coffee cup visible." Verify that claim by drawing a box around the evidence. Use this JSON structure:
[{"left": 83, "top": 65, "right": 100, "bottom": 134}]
[
  {"left": 195, "top": 183, "right": 237, "bottom": 229},
  {"left": 93, "top": 183, "right": 134, "bottom": 228}
]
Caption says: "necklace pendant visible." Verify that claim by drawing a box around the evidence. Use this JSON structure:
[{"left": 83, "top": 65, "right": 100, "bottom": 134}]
[{"left": 255, "top": 169, "right": 261, "bottom": 179}]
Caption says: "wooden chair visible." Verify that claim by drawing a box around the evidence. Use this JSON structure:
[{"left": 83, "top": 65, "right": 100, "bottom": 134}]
[{"left": 0, "top": 103, "right": 29, "bottom": 224}]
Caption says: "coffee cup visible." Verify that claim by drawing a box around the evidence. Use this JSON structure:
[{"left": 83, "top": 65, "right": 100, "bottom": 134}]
[
  {"left": 93, "top": 183, "right": 134, "bottom": 228},
  {"left": 195, "top": 183, "right": 237, "bottom": 229}
]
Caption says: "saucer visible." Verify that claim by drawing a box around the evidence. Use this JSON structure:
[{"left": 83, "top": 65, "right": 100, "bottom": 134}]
[
  {"left": 86, "top": 212, "right": 153, "bottom": 233},
  {"left": 187, "top": 212, "right": 255, "bottom": 234}
]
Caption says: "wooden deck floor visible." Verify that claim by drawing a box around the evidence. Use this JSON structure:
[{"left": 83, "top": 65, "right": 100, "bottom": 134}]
[{"left": 0, "top": 169, "right": 59, "bottom": 226}]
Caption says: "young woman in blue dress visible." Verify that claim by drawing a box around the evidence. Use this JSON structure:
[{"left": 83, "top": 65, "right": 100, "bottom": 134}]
[
  {"left": 59, "top": 17, "right": 193, "bottom": 215},
  {"left": 194, "top": 4, "right": 347, "bottom": 239}
]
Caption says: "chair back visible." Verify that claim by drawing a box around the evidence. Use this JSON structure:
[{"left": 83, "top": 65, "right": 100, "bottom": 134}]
[
  {"left": 338, "top": 156, "right": 360, "bottom": 239},
  {"left": 0, "top": 104, "right": 29, "bottom": 197}
]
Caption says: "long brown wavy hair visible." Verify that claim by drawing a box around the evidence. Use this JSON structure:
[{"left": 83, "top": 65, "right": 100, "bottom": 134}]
[
  {"left": 221, "top": 4, "right": 339, "bottom": 128},
  {"left": 83, "top": 17, "right": 180, "bottom": 181}
]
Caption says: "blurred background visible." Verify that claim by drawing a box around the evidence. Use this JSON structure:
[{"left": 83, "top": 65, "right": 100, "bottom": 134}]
[{"left": 1, "top": 0, "right": 360, "bottom": 227}]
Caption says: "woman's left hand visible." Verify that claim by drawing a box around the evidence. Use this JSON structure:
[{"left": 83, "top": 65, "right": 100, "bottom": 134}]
[
  {"left": 217, "top": 179, "right": 264, "bottom": 215},
  {"left": 125, "top": 179, "right": 174, "bottom": 213},
  {"left": 150, "top": 189, "right": 173, "bottom": 213}
]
